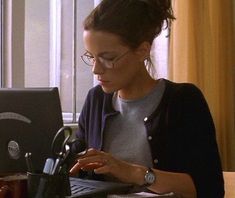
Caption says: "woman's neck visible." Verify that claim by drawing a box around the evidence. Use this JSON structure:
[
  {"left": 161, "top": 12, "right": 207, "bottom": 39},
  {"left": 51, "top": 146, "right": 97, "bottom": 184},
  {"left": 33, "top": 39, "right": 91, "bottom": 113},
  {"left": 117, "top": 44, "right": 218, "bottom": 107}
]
[{"left": 118, "top": 69, "right": 158, "bottom": 100}]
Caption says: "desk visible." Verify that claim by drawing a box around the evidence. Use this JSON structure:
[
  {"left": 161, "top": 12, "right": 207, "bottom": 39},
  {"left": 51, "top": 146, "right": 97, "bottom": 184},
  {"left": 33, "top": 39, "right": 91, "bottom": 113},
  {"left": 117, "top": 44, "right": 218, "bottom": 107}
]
[
  {"left": 0, "top": 174, "right": 27, "bottom": 198},
  {"left": 0, "top": 174, "right": 177, "bottom": 198},
  {"left": 223, "top": 171, "right": 235, "bottom": 198}
]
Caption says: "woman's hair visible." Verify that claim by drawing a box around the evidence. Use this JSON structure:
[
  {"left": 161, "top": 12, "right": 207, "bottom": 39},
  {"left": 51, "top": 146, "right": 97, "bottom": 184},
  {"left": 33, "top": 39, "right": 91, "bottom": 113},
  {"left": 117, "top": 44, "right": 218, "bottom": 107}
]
[{"left": 83, "top": 0, "right": 175, "bottom": 49}]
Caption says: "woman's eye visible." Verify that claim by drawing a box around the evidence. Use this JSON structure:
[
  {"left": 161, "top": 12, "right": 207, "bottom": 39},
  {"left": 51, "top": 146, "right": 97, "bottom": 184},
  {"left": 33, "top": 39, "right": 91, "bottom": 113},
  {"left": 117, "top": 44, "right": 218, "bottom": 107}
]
[
  {"left": 102, "top": 56, "right": 115, "bottom": 61},
  {"left": 87, "top": 55, "right": 94, "bottom": 61}
]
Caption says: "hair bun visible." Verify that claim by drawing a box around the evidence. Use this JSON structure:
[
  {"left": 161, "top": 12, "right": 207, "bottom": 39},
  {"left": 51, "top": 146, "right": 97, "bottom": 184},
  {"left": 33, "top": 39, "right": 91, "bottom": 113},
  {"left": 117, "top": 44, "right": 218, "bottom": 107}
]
[{"left": 137, "top": 0, "right": 174, "bottom": 20}]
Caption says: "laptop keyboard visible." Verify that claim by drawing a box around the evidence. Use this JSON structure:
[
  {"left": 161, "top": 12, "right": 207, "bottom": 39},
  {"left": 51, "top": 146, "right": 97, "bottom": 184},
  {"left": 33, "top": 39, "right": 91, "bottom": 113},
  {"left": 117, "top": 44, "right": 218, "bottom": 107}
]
[
  {"left": 69, "top": 177, "right": 111, "bottom": 197},
  {"left": 68, "top": 177, "right": 133, "bottom": 198},
  {"left": 70, "top": 181, "right": 96, "bottom": 195}
]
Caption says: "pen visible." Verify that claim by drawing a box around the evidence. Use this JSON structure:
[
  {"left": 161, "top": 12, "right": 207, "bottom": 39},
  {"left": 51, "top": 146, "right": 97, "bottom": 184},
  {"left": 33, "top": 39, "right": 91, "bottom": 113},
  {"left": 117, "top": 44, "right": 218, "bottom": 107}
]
[
  {"left": 51, "top": 157, "right": 62, "bottom": 175},
  {"left": 43, "top": 158, "right": 54, "bottom": 175},
  {"left": 25, "top": 152, "right": 34, "bottom": 173}
]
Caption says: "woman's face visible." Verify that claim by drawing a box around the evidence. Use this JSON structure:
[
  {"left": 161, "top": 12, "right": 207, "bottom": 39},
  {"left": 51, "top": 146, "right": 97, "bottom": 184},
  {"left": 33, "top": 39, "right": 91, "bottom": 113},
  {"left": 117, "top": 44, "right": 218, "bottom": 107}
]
[{"left": 83, "top": 30, "right": 147, "bottom": 96}]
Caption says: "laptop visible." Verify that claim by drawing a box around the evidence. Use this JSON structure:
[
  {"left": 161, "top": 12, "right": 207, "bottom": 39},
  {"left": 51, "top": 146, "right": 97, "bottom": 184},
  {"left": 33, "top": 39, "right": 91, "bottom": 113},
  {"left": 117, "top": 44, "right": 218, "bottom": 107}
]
[
  {"left": 0, "top": 87, "right": 133, "bottom": 196},
  {"left": 0, "top": 87, "right": 63, "bottom": 174},
  {"left": 68, "top": 177, "right": 133, "bottom": 197}
]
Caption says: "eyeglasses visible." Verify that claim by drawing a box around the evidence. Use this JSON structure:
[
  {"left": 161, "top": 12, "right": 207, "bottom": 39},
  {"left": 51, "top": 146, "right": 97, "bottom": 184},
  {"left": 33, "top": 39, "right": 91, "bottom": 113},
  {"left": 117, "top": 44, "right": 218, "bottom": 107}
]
[{"left": 81, "top": 50, "right": 130, "bottom": 69}]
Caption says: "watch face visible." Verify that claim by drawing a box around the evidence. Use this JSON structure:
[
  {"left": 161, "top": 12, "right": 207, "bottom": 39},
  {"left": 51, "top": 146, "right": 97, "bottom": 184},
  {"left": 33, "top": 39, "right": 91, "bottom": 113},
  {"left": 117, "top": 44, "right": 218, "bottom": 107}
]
[{"left": 145, "top": 170, "right": 156, "bottom": 184}]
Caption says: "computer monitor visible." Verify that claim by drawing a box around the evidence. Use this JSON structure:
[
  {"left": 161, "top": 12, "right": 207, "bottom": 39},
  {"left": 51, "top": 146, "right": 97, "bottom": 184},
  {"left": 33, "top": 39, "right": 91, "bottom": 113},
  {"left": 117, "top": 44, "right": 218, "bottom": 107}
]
[{"left": 0, "top": 87, "right": 63, "bottom": 174}]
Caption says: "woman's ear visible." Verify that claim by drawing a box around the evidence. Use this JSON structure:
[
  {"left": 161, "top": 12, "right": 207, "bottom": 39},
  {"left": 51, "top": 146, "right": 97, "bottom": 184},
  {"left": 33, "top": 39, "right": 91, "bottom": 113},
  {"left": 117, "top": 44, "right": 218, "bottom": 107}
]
[{"left": 135, "top": 41, "right": 151, "bottom": 62}]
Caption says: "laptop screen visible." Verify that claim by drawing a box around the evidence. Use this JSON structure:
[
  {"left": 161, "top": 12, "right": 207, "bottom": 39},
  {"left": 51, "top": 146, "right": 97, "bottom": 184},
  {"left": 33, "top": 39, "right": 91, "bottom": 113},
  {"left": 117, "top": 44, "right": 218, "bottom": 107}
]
[{"left": 0, "top": 87, "right": 63, "bottom": 174}]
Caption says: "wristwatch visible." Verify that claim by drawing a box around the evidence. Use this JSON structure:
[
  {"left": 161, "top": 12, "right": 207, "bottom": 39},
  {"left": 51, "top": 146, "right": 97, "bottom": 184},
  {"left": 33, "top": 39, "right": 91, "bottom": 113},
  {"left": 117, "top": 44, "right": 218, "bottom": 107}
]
[{"left": 144, "top": 167, "right": 156, "bottom": 186}]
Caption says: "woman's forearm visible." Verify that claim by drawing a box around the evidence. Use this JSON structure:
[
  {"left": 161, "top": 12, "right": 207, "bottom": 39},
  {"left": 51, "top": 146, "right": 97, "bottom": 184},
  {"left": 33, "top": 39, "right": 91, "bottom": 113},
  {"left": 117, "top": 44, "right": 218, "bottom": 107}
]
[{"left": 131, "top": 165, "right": 197, "bottom": 198}]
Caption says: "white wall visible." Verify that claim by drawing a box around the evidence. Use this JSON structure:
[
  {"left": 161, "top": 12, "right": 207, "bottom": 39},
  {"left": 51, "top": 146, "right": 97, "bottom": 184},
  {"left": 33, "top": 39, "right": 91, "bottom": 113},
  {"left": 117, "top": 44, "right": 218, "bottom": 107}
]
[
  {"left": 2, "top": 1, "right": 25, "bottom": 87},
  {"left": 25, "top": 0, "right": 50, "bottom": 86}
]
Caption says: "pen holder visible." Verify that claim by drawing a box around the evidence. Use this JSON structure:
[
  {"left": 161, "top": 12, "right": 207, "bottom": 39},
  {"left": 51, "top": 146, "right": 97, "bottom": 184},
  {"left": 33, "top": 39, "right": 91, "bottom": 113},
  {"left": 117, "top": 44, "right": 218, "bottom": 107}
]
[{"left": 27, "top": 172, "right": 71, "bottom": 198}]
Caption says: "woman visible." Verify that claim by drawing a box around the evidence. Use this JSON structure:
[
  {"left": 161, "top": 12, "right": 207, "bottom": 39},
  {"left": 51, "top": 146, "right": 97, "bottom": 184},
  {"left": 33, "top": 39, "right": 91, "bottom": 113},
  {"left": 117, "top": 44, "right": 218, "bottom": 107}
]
[{"left": 70, "top": 0, "right": 224, "bottom": 197}]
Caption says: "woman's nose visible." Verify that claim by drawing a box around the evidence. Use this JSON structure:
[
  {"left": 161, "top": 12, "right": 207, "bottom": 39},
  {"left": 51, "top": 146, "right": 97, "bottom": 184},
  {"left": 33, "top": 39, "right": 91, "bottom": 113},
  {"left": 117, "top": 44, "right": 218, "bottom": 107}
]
[{"left": 92, "top": 59, "right": 105, "bottom": 75}]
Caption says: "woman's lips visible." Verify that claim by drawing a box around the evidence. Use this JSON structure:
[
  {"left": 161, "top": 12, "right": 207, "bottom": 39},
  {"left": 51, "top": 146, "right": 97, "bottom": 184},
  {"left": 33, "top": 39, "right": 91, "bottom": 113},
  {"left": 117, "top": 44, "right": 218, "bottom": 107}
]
[
  {"left": 98, "top": 78, "right": 109, "bottom": 85},
  {"left": 99, "top": 80, "right": 109, "bottom": 86}
]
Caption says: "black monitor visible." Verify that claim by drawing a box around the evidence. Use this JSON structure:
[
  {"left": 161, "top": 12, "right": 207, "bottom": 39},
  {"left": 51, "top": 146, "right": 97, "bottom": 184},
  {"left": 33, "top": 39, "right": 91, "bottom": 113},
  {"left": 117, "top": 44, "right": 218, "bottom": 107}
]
[{"left": 0, "top": 87, "right": 63, "bottom": 174}]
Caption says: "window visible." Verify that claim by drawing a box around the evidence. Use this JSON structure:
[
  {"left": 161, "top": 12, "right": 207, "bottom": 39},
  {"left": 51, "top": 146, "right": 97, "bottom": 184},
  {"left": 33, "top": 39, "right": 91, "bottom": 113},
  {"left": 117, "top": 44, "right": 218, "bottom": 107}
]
[
  {"left": 0, "top": 0, "right": 2, "bottom": 83},
  {"left": 0, "top": 0, "right": 169, "bottom": 124}
]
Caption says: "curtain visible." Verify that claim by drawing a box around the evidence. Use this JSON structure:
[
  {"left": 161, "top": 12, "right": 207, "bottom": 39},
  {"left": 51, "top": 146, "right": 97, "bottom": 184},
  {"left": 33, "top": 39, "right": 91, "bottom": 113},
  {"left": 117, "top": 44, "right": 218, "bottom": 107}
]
[{"left": 169, "top": 0, "right": 235, "bottom": 170}]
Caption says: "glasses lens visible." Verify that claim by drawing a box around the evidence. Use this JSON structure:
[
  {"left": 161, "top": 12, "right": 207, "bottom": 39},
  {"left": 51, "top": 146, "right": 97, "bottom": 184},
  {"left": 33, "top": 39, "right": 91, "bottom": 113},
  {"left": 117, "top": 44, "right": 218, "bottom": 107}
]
[{"left": 81, "top": 55, "right": 94, "bottom": 66}]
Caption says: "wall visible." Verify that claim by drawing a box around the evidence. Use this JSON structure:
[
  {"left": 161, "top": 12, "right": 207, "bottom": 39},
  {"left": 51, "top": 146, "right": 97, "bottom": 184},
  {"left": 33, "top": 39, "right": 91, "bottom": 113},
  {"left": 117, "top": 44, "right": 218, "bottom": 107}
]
[
  {"left": 3, "top": 0, "right": 25, "bottom": 87},
  {"left": 25, "top": 0, "right": 50, "bottom": 86}
]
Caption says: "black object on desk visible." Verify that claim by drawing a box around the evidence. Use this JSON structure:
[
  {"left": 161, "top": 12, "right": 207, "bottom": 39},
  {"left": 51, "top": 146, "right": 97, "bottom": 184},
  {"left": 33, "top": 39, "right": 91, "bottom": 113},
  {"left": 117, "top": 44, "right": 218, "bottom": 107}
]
[
  {"left": 26, "top": 125, "right": 133, "bottom": 198},
  {"left": 0, "top": 87, "right": 63, "bottom": 174},
  {"left": 27, "top": 126, "right": 74, "bottom": 198},
  {"left": 27, "top": 171, "right": 71, "bottom": 198}
]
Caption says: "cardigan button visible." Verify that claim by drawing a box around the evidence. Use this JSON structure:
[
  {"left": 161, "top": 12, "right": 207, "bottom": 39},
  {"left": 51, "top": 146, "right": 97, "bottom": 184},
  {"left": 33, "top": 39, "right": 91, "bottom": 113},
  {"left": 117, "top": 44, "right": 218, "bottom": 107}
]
[
  {"left": 148, "top": 136, "right": 152, "bottom": 140},
  {"left": 143, "top": 117, "right": 148, "bottom": 122},
  {"left": 153, "top": 159, "right": 158, "bottom": 164}
]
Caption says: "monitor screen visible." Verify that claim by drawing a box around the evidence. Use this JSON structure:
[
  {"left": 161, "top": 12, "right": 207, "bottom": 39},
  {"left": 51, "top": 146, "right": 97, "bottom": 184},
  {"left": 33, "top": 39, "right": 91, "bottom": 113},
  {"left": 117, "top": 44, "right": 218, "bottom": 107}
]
[{"left": 0, "top": 87, "right": 63, "bottom": 174}]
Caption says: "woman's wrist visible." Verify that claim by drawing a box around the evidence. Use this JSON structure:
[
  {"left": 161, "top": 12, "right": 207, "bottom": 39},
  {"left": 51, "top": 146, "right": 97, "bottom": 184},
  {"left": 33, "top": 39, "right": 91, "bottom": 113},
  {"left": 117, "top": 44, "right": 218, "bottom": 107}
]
[{"left": 131, "top": 165, "right": 149, "bottom": 186}]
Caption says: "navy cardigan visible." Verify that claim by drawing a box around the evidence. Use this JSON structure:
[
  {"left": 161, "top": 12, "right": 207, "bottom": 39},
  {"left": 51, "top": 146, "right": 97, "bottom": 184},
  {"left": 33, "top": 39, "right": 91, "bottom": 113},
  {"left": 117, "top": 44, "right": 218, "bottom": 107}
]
[{"left": 76, "top": 79, "right": 224, "bottom": 197}]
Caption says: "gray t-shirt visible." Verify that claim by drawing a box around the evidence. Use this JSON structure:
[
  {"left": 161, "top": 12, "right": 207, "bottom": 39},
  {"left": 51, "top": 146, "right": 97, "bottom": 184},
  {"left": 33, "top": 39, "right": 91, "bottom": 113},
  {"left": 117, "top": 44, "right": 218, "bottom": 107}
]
[{"left": 103, "top": 79, "right": 165, "bottom": 167}]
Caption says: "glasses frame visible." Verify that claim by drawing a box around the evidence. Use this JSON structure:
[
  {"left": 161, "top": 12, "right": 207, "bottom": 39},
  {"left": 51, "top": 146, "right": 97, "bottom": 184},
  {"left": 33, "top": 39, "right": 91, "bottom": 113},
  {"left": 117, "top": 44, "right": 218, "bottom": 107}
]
[{"left": 81, "top": 50, "right": 131, "bottom": 69}]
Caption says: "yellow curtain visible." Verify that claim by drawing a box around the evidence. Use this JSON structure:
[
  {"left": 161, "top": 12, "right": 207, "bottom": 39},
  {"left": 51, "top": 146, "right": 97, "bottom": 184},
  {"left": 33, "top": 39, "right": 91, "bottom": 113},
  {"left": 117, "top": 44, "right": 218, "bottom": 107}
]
[{"left": 169, "top": 0, "right": 235, "bottom": 170}]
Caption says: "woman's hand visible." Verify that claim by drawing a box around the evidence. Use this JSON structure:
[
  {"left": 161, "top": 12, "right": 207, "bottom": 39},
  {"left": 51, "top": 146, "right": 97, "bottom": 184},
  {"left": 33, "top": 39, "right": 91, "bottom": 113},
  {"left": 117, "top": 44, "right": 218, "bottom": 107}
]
[
  {"left": 69, "top": 148, "right": 145, "bottom": 185},
  {"left": 69, "top": 148, "right": 197, "bottom": 197}
]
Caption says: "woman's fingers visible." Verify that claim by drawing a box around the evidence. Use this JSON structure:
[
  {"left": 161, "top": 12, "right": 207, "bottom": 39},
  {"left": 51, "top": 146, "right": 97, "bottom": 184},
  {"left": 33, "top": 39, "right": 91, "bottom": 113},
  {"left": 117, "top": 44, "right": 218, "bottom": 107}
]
[
  {"left": 69, "top": 161, "right": 83, "bottom": 175},
  {"left": 70, "top": 161, "right": 104, "bottom": 175},
  {"left": 78, "top": 154, "right": 108, "bottom": 165},
  {"left": 70, "top": 148, "right": 107, "bottom": 174},
  {"left": 69, "top": 147, "right": 141, "bottom": 184},
  {"left": 81, "top": 162, "right": 104, "bottom": 171}
]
